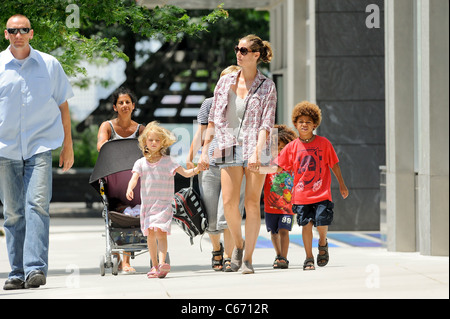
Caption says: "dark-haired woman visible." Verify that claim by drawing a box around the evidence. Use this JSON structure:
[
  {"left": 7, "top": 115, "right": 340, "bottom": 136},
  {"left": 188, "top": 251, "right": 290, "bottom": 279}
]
[
  {"left": 97, "top": 87, "right": 144, "bottom": 273},
  {"left": 97, "top": 87, "right": 144, "bottom": 151}
]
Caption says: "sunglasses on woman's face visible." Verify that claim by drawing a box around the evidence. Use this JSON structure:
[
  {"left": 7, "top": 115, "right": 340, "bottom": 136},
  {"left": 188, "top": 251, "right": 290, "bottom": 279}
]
[
  {"left": 6, "top": 28, "right": 31, "bottom": 35},
  {"left": 234, "top": 45, "right": 255, "bottom": 56}
]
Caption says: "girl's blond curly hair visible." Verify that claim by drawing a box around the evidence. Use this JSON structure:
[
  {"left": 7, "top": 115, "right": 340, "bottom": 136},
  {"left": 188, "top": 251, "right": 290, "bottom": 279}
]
[{"left": 138, "top": 121, "right": 176, "bottom": 158}]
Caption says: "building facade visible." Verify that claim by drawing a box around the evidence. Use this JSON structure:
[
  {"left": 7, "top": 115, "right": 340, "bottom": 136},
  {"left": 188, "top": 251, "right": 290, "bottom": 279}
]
[
  {"left": 270, "top": 0, "right": 448, "bottom": 256},
  {"left": 141, "top": 0, "right": 449, "bottom": 256}
]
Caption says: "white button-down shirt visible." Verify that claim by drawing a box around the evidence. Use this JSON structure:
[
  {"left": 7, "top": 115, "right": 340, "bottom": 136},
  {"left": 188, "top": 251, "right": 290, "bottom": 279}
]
[{"left": 0, "top": 45, "right": 73, "bottom": 160}]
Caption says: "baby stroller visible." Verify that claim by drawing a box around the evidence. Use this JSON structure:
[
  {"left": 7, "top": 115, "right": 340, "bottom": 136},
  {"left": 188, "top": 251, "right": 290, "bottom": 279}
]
[{"left": 89, "top": 138, "right": 169, "bottom": 276}]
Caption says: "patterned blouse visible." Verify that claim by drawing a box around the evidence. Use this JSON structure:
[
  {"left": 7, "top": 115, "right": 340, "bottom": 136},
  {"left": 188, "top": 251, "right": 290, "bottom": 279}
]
[{"left": 208, "top": 69, "right": 277, "bottom": 160}]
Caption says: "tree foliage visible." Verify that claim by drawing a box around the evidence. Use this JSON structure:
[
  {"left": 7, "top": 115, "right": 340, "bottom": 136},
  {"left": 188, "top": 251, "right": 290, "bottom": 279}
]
[{"left": 0, "top": 0, "right": 228, "bottom": 80}]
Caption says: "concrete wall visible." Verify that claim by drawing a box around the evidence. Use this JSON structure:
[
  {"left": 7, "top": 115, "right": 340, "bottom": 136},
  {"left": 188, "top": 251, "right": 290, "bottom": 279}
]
[
  {"left": 314, "top": 0, "right": 385, "bottom": 230},
  {"left": 385, "top": 0, "right": 449, "bottom": 255},
  {"left": 269, "top": 0, "right": 448, "bottom": 254}
]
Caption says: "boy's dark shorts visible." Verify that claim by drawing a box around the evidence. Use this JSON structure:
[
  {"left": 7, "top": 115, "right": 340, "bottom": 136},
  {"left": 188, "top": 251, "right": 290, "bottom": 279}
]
[
  {"left": 292, "top": 200, "right": 334, "bottom": 227},
  {"left": 265, "top": 212, "right": 294, "bottom": 234}
]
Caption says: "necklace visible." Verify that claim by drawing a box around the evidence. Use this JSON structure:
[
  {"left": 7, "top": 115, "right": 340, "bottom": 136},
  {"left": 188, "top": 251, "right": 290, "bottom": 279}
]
[{"left": 299, "top": 135, "right": 315, "bottom": 143}]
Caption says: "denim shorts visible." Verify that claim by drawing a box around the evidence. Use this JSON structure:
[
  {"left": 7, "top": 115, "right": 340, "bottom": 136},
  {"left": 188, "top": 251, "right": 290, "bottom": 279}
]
[
  {"left": 218, "top": 145, "right": 272, "bottom": 169},
  {"left": 265, "top": 212, "right": 294, "bottom": 234},
  {"left": 217, "top": 145, "right": 248, "bottom": 168},
  {"left": 292, "top": 200, "right": 334, "bottom": 227}
]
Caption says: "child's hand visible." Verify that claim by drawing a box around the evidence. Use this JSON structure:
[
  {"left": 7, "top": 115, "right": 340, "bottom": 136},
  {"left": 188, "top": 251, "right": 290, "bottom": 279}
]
[
  {"left": 340, "top": 184, "right": 349, "bottom": 199},
  {"left": 126, "top": 188, "right": 134, "bottom": 201},
  {"left": 248, "top": 151, "right": 261, "bottom": 172},
  {"left": 186, "top": 160, "right": 195, "bottom": 169},
  {"left": 198, "top": 153, "right": 209, "bottom": 171}
]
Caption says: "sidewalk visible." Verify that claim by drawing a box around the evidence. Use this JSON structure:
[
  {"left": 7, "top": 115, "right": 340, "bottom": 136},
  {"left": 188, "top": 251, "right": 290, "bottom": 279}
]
[{"left": 0, "top": 205, "right": 448, "bottom": 303}]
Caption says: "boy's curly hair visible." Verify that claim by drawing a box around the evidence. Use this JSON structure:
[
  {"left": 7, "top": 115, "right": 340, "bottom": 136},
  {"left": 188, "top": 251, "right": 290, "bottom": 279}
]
[
  {"left": 138, "top": 121, "right": 176, "bottom": 158},
  {"left": 274, "top": 124, "right": 297, "bottom": 145},
  {"left": 292, "top": 101, "right": 322, "bottom": 128}
]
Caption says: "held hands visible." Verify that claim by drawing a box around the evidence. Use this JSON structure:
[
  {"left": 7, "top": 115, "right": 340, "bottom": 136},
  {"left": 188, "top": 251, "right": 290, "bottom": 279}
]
[
  {"left": 197, "top": 151, "right": 210, "bottom": 171},
  {"left": 248, "top": 150, "right": 261, "bottom": 173},
  {"left": 186, "top": 160, "right": 195, "bottom": 169}
]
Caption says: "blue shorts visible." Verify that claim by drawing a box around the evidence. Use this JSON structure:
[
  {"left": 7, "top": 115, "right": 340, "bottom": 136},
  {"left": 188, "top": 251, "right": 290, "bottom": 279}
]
[
  {"left": 265, "top": 212, "right": 294, "bottom": 234},
  {"left": 217, "top": 145, "right": 272, "bottom": 168},
  {"left": 293, "top": 200, "right": 334, "bottom": 227},
  {"left": 218, "top": 145, "right": 248, "bottom": 168}
]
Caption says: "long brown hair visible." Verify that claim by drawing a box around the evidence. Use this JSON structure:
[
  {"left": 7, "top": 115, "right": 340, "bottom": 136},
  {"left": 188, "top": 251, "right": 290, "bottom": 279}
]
[{"left": 239, "top": 34, "right": 273, "bottom": 64}]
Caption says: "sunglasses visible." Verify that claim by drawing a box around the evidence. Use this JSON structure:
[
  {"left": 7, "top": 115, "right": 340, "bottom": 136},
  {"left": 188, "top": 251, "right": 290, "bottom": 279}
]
[
  {"left": 6, "top": 28, "right": 31, "bottom": 35},
  {"left": 234, "top": 45, "right": 255, "bottom": 56}
]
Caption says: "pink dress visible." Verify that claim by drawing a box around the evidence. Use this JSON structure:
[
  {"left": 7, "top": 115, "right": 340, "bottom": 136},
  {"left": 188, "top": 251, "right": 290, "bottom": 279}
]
[{"left": 132, "top": 156, "right": 180, "bottom": 235}]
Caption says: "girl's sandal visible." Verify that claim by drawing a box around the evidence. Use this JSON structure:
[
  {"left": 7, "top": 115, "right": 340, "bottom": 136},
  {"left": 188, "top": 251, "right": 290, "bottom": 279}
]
[
  {"left": 158, "top": 263, "right": 171, "bottom": 278},
  {"left": 211, "top": 243, "right": 224, "bottom": 271},
  {"left": 303, "top": 257, "right": 315, "bottom": 271},
  {"left": 317, "top": 239, "right": 329, "bottom": 267},
  {"left": 147, "top": 266, "right": 159, "bottom": 278}
]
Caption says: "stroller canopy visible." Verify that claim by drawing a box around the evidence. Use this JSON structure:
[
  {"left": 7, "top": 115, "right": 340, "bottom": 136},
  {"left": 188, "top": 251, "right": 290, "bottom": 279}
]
[{"left": 89, "top": 138, "right": 143, "bottom": 186}]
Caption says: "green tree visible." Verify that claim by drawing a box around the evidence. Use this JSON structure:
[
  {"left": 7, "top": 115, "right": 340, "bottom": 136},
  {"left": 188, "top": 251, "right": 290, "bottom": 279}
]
[
  {"left": 0, "top": 0, "right": 228, "bottom": 85},
  {"left": 52, "top": 118, "right": 99, "bottom": 168}
]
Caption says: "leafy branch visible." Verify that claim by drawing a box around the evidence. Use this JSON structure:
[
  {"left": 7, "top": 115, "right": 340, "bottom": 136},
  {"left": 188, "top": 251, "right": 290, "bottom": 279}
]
[{"left": 0, "top": 1, "right": 227, "bottom": 80}]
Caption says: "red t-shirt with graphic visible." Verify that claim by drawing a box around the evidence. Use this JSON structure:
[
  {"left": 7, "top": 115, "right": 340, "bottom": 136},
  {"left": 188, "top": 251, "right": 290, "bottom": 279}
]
[
  {"left": 276, "top": 136, "right": 339, "bottom": 205},
  {"left": 264, "top": 169, "right": 295, "bottom": 215}
]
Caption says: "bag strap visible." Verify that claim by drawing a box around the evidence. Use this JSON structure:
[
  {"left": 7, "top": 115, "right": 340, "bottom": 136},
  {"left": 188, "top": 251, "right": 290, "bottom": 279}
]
[{"left": 236, "top": 79, "right": 266, "bottom": 141}]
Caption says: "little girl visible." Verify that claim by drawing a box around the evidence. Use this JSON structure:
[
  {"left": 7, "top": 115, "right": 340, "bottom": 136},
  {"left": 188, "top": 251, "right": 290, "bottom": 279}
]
[{"left": 126, "top": 121, "right": 202, "bottom": 278}]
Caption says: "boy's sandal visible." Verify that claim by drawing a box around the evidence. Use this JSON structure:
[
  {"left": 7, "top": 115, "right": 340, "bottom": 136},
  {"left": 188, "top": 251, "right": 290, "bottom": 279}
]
[
  {"left": 303, "top": 257, "right": 315, "bottom": 271},
  {"left": 317, "top": 239, "right": 329, "bottom": 267},
  {"left": 223, "top": 258, "right": 233, "bottom": 272},
  {"left": 273, "top": 255, "right": 282, "bottom": 268},
  {"left": 276, "top": 257, "right": 289, "bottom": 269},
  {"left": 211, "top": 243, "right": 224, "bottom": 271}
]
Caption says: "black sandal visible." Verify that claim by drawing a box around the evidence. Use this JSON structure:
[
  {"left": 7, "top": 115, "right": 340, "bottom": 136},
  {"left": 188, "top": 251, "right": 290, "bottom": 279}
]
[
  {"left": 303, "top": 257, "right": 315, "bottom": 271},
  {"left": 276, "top": 257, "right": 289, "bottom": 269},
  {"left": 211, "top": 243, "right": 224, "bottom": 271},
  {"left": 317, "top": 239, "right": 329, "bottom": 267},
  {"left": 223, "top": 258, "right": 232, "bottom": 272},
  {"left": 273, "top": 255, "right": 281, "bottom": 269}
]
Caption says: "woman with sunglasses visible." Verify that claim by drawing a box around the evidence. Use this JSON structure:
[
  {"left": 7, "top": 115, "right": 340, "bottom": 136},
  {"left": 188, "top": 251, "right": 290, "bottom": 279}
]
[{"left": 199, "top": 34, "right": 277, "bottom": 274}]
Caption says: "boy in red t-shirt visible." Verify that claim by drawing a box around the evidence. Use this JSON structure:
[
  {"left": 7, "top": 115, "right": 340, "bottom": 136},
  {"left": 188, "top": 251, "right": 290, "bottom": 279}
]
[
  {"left": 264, "top": 101, "right": 349, "bottom": 270},
  {"left": 263, "top": 125, "right": 297, "bottom": 269}
]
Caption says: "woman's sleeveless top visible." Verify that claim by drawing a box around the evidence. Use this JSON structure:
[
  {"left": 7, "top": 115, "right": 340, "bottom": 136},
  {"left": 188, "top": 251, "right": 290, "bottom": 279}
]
[{"left": 108, "top": 120, "right": 142, "bottom": 141}]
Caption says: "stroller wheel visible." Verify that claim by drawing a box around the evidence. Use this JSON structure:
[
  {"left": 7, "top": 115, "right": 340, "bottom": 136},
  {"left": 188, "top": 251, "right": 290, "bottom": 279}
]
[
  {"left": 112, "top": 254, "right": 119, "bottom": 276},
  {"left": 100, "top": 255, "right": 106, "bottom": 276}
]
